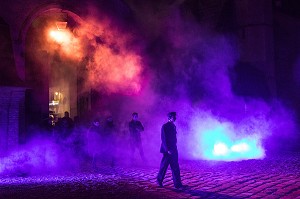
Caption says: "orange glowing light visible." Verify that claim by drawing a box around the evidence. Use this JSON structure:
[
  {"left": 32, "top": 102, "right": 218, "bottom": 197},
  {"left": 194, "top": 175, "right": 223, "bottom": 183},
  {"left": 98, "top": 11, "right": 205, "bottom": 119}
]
[
  {"left": 56, "top": 21, "right": 67, "bottom": 30},
  {"left": 45, "top": 16, "right": 144, "bottom": 94},
  {"left": 49, "top": 30, "right": 72, "bottom": 44},
  {"left": 124, "top": 57, "right": 141, "bottom": 79},
  {"left": 47, "top": 27, "right": 83, "bottom": 60}
]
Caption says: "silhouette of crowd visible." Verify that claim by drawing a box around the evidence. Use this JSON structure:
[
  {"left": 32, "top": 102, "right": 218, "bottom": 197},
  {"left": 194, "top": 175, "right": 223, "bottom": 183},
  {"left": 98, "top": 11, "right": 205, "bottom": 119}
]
[
  {"left": 41, "top": 110, "right": 185, "bottom": 189},
  {"left": 41, "top": 111, "right": 147, "bottom": 168}
]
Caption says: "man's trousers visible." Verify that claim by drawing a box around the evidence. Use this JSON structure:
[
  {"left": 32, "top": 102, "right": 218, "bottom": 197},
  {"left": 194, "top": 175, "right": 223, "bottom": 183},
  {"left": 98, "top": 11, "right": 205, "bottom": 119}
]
[{"left": 157, "top": 151, "right": 182, "bottom": 188}]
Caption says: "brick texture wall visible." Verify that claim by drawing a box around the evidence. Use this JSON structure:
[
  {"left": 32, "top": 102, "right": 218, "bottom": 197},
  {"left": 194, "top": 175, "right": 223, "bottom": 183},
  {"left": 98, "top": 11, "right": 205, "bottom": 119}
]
[{"left": 0, "top": 86, "right": 25, "bottom": 156}]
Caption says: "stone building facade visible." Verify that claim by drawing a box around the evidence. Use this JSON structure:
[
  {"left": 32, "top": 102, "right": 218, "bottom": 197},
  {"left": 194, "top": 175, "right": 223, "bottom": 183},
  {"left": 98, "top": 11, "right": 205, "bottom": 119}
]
[{"left": 0, "top": 0, "right": 299, "bottom": 154}]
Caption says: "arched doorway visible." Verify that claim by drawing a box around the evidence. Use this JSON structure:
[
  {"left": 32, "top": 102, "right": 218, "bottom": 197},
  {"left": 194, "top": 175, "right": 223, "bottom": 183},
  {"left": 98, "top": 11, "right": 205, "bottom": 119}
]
[
  {"left": 22, "top": 2, "right": 142, "bottom": 139},
  {"left": 24, "top": 7, "right": 89, "bottom": 136}
]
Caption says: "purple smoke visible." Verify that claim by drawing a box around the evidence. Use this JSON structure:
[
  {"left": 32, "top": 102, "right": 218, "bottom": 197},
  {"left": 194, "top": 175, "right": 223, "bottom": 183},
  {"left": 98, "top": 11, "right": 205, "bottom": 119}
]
[{"left": 1, "top": 1, "right": 299, "bottom": 177}]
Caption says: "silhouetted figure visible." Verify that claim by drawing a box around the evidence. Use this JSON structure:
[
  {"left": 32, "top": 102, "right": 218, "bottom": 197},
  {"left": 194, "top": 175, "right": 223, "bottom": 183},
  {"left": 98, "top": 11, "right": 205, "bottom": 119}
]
[
  {"left": 87, "top": 118, "right": 102, "bottom": 170},
  {"left": 42, "top": 114, "right": 55, "bottom": 136},
  {"left": 72, "top": 116, "right": 86, "bottom": 160},
  {"left": 58, "top": 111, "right": 74, "bottom": 140},
  {"left": 103, "top": 116, "right": 116, "bottom": 167},
  {"left": 115, "top": 121, "right": 130, "bottom": 160},
  {"left": 157, "top": 112, "right": 183, "bottom": 189},
  {"left": 128, "top": 112, "right": 145, "bottom": 162}
]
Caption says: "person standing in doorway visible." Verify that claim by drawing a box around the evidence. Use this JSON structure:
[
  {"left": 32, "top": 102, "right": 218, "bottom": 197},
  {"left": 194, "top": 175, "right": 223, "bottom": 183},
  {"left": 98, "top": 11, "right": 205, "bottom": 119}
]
[{"left": 58, "top": 111, "right": 74, "bottom": 141}]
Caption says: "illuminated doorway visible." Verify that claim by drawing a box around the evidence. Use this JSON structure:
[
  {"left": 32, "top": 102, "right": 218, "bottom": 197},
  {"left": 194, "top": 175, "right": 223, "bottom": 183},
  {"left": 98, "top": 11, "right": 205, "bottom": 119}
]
[{"left": 25, "top": 13, "right": 79, "bottom": 127}]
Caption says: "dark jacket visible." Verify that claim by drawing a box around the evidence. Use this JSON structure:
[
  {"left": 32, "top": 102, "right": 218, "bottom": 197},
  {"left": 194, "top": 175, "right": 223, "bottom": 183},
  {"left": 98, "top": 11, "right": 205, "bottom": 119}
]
[
  {"left": 58, "top": 116, "right": 74, "bottom": 138},
  {"left": 129, "top": 120, "right": 144, "bottom": 138},
  {"left": 160, "top": 121, "right": 177, "bottom": 154}
]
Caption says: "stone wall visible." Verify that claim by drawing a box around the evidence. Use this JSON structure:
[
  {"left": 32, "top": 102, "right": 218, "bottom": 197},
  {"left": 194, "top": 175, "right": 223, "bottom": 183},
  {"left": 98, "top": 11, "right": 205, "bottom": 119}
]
[{"left": 0, "top": 87, "right": 25, "bottom": 156}]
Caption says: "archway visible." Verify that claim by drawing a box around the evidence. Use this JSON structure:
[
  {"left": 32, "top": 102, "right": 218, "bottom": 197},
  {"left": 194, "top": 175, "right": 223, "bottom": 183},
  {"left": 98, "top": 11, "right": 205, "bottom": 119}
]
[
  {"left": 24, "top": 7, "right": 88, "bottom": 135},
  {"left": 22, "top": 2, "right": 143, "bottom": 138}
]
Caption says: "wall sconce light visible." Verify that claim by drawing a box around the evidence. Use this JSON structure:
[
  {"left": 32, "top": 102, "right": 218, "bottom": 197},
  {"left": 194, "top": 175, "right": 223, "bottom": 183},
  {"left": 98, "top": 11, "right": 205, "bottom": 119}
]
[{"left": 56, "top": 21, "right": 67, "bottom": 30}]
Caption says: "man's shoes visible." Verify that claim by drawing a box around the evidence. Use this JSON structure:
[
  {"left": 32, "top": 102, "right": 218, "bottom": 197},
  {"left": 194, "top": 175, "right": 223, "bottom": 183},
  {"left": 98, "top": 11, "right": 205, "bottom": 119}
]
[
  {"left": 175, "top": 184, "right": 189, "bottom": 190},
  {"left": 156, "top": 180, "right": 163, "bottom": 187}
]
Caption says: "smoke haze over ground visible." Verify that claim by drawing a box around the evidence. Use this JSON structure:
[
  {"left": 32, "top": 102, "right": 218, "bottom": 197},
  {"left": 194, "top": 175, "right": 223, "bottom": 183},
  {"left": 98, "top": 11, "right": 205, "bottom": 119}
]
[{"left": 0, "top": 1, "right": 298, "bottom": 176}]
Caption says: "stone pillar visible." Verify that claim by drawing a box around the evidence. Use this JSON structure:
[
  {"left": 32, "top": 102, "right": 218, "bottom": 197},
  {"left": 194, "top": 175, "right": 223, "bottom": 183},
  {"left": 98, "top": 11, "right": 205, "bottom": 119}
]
[
  {"left": 0, "top": 87, "right": 26, "bottom": 156},
  {"left": 234, "top": 0, "right": 276, "bottom": 97},
  {"left": 70, "top": 66, "right": 78, "bottom": 118}
]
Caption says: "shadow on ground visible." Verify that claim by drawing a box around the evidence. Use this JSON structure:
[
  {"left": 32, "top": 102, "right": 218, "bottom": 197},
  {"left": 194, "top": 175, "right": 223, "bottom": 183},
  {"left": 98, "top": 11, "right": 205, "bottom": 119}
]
[{"left": 166, "top": 186, "right": 242, "bottom": 199}]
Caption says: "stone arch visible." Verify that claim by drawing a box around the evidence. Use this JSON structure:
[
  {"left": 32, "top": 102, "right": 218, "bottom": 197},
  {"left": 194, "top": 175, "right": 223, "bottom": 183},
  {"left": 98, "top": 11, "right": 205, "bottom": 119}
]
[
  {"left": 18, "top": 3, "right": 84, "bottom": 53},
  {"left": 0, "top": 17, "right": 24, "bottom": 86},
  {"left": 22, "top": 3, "right": 86, "bottom": 133}
]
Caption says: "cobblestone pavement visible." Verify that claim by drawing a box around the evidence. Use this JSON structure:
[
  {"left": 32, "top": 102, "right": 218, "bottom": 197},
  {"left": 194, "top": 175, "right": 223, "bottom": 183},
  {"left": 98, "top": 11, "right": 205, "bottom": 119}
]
[{"left": 1, "top": 152, "right": 300, "bottom": 199}]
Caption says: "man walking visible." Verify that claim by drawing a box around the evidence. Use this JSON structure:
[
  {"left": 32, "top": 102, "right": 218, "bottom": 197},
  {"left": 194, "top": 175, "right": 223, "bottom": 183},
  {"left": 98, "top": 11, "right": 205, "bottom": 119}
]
[{"left": 157, "top": 112, "right": 184, "bottom": 189}]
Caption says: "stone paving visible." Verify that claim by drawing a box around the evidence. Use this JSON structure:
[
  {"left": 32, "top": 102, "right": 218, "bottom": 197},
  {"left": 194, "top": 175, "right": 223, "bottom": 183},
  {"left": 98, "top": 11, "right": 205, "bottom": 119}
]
[{"left": 1, "top": 152, "right": 300, "bottom": 199}]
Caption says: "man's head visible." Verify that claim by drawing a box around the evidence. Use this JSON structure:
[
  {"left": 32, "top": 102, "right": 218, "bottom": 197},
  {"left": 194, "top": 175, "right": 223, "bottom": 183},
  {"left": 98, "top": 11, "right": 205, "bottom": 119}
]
[
  {"left": 64, "top": 111, "right": 70, "bottom": 118},
  {"left": 106, "top": 116, "right": 113, "bottom": 122},
  {"left": 93, "top": 118, "right": 100, "bottom": 127},
  {"left": 132, "top": 112, "right": 138, "bottom": 120},
  {"left": 167, "top": 112, "right": 176, "bottom": 122}
]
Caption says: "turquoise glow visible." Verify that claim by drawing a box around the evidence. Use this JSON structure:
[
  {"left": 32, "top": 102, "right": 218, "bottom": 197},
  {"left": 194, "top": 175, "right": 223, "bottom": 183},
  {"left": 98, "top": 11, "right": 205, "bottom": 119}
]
[{"left": 189, "top": 113, "right": 266, "bottom": 161}]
